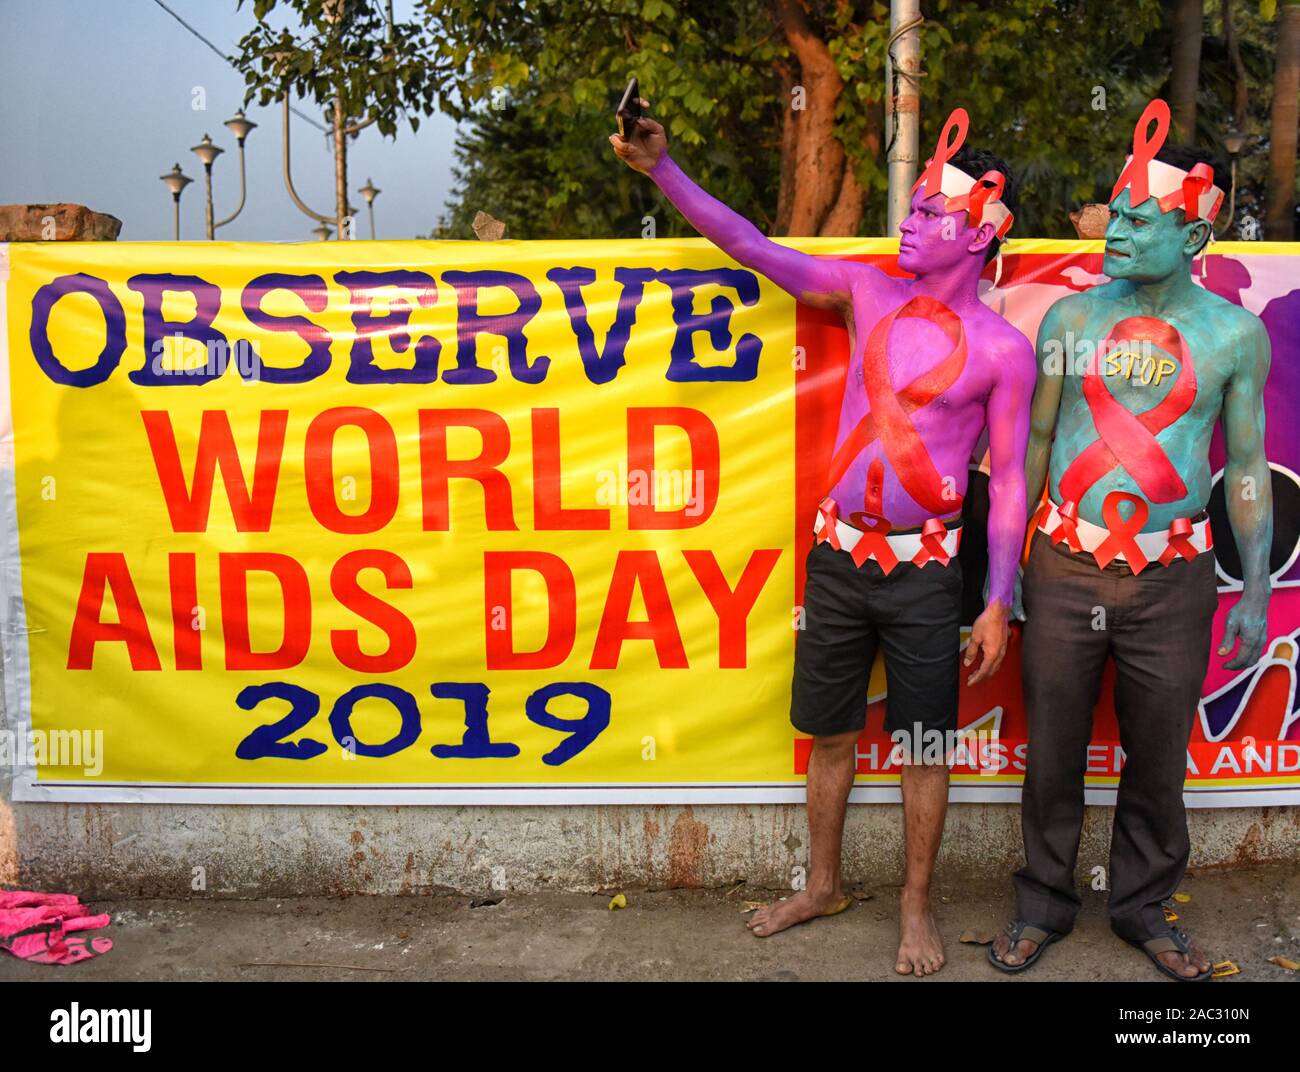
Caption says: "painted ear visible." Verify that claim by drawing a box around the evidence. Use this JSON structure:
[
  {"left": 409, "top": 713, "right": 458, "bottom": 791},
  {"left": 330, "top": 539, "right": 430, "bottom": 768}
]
[
  {"left": 1185, "top": 217, "right": 1213, "bottom": 255},
  {"left": 968, "top": 219, "right": 997, "bottom": 254}
]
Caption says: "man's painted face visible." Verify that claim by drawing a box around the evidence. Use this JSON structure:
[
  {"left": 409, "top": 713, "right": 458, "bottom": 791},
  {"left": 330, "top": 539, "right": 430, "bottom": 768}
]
[
  {"left": 897, "top": 186, "right": 990, "bottom": 275},
  {"left": 1103, "top": 188, "right": 1204, "bottom": 281}
]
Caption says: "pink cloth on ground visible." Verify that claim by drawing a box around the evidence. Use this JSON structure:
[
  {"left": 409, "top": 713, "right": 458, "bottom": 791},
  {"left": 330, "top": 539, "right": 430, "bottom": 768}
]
[{"left": 0, "top": 890, "right": 113, "bottom": 965}]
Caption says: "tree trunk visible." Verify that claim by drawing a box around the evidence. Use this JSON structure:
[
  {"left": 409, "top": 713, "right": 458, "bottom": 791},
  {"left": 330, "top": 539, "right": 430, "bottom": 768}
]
[
  {"left": 774, "top": 60, "right": 799, "bottom": 236},
  {"left": 820, "top": 102, "right": 879, "bottom": 236},
  {"left": 774, "top": 0, "right": 846, "bottom": 235},
  {"left": 1265, "top": 0, "right": 1300, "bottom": 239},
  {"left": 1170, "top": 0, "right": 1204, "bottom": 141},
  {"left": 334, "top": 95, "right": 348, "bottom": 238},
  {"left": 1222, "top": 0, "right": 1248, "bottom": 128}
]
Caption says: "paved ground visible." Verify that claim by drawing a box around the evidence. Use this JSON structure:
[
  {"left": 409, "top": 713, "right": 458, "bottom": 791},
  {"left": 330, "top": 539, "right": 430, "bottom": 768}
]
[{"left": 3, "top": 863, "right": 1298, "bottom": 982}]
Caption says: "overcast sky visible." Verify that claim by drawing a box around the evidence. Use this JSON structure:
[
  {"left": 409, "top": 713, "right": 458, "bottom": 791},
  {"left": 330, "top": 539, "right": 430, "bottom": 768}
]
[{"left": 0, "top": 0, "right": 460, "bottom": 241}]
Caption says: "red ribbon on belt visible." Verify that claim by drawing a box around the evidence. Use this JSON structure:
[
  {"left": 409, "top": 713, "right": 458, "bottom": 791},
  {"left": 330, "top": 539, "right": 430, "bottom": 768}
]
[
  {"left": 911, "top": 517, "right": 953, "bottom": 567},
  {"left": 1109, "top": 99, "right": 1170, "bottom": 209},
  {"left": 1093, "top": 491, "right": 1151, "bottom": 572},
  {"left": 1047, "top": 498, "right": 1083, "bottom": 552},
  {"left": 827, "top": 295, "right": 969, "bottom": 518},
  {"left": 1158, "top": 516, "right": 1198, "bottom": 565},
  {"left": 1057, "top": 316, "right": 1197, "bottom": 509},
  {"left": 816, "top": 497, "right": 900, "bottom": 572}
]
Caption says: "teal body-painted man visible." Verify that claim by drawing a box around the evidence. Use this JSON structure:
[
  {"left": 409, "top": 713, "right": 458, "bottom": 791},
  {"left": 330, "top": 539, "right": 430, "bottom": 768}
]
[{"left": 990, "top": 100, "right": 1273, "bottom": 981}]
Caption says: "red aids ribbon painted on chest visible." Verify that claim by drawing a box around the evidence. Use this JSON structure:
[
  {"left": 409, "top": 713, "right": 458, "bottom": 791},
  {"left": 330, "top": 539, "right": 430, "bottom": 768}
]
[
  {"left": 1109, "top": 99, "right": 1170, "bottom": 208},
  {"left": 826, "top": 296, "right": 969, "bottom": 518},
  {"left": 1093, "top": 491, "right": 1151, "bottom": 572},
  {"left": 1057, "top": 316, "right": 1197, "bottom": 509}
]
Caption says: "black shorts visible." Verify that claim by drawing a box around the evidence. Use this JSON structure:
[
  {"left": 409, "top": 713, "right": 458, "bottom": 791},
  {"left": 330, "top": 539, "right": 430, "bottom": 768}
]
[{"left": 790, "top": 538, "right": 963, "bottom": 740}]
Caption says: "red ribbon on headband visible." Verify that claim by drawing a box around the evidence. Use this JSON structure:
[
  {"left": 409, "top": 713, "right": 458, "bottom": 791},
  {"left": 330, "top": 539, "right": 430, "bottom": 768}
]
[
  {"left": 1109, "top": 98, "right": 1171, "bottom": 208},
  {"left": 912, "top": 108, "right": 969, "bottom": 201},
  {"left": 1156, "top": 161, "right": 1215, "bottom": 221},
  {"left": 942, "top": 169, "right": 1014, "bottom": 239}
]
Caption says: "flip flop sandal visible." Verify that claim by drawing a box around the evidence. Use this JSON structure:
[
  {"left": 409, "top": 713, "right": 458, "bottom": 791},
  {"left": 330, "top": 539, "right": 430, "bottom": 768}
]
[
  {"left": 986, "top": 919, "right": 1063, "bottom": 973},
  {"left": 1123, "top": 928, "right": 1212, "bottom": 983}
]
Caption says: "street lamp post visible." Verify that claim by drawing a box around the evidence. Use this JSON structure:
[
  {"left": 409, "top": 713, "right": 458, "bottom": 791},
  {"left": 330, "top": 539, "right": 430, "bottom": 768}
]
[
  {"left": 358, "top": 177, "right": 380, "bottom": 239},
  {"left": 159, "top": 163, "right": 193, "bottom": 240},
  {"left": 213, "top": 110, "right": 258, "bottom": 234},
  {"left": 1220, "top": 125, "right": 1247, "bottom": 236},
  {"left": 190, "top": 134, "right": 225, "bottom": 240}
]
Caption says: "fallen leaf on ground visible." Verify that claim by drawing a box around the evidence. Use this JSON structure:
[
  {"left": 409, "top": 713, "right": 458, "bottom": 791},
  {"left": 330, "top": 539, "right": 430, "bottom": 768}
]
[
  {"left": 1172, "top": 893, "right": 1192, "bottom": 904},
  {"left": 608, "top": 893, "right": 627, "bottom": 910},
  {"left": 1211, "top": 960, "right": 1240, "bottom": 978},
  {"left": 1268, "top": 956, "right": 1299, "bottom": 971},
  {"left": 740, "top": 901, "right": 765, "bottom": 914}
]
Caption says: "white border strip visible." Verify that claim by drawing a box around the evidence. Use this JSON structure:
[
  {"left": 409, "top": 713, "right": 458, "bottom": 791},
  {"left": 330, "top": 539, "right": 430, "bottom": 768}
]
[
  {"left": 0, "top": 242, "right": 40, "bottom": 802},
  {"left": 14, "top": 780, "right": 1298, "bottom": 807}
]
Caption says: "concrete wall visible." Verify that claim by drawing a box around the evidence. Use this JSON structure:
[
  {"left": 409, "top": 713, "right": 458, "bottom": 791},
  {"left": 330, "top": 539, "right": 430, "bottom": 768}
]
[{"left": 4, "top": 761, "right": 1298, "bottom": 898}]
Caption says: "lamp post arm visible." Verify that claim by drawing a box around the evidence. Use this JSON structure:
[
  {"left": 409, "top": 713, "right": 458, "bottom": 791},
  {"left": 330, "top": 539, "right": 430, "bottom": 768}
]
[
  {"left": 281, "top": 94, "right": 334, "bottom": 225},
  {"left": 214, "top": 140, "right": 249, "bottom": 230}
]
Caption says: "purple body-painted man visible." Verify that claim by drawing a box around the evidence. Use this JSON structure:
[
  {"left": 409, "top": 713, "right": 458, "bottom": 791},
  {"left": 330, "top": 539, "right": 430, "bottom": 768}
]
[{"left": 612, "top": 103, "right": 1035, "bottom": 975}]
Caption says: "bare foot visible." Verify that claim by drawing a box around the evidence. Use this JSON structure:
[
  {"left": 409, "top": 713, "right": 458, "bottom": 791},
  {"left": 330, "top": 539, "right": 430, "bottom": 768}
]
[
  {"left": 746, "top": 887, "right": 850, "bottom": 937},
  {"left": 895, "top": 888, "right": 945, "bottom": 976}
]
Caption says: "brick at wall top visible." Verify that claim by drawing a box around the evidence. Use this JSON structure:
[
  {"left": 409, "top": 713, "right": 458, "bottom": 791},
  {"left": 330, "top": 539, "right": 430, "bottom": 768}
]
[{"left": 0, "top": 203, "right": 122, "bottom": 242}]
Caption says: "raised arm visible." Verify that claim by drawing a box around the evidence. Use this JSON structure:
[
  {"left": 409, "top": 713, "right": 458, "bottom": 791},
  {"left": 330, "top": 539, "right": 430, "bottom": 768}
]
[
  {"left": 610, "top": 111, "right": 857, "bottom": 311},
  {"left": 965, "top": 329, "right": 1036, "bottom": 684},
  {"left": 1218, "top": 315, "right": 1273, "bottom": 670}
]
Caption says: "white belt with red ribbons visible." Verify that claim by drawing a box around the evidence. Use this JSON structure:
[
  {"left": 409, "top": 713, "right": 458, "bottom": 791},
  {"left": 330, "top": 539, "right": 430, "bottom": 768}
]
[
  {"left": 813, "top": 497, "right": 962, "bottom": 573},
  {"left": 1037, "top": 494, "right": 1212, "bottom": 574}
]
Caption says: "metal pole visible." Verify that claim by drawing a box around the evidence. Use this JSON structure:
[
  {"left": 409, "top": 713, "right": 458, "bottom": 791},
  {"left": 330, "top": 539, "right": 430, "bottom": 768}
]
[
  {"left": 215, "top": 140, "right": 249, "bottom": 231},
  {"left": 367, "top": 202, "right": 376, "bottom": 240},
  {"left": 887, "top": 0, "right": 923, "bottom": 235},
  {"left": 281, "top": 95, "right": 333, "bottom": 225},
  {"left": 203, "top": 163, "right": 215, "bottom": 240},
  {"left": 172, "top": 194, "right": 181, "bottom": 240}
]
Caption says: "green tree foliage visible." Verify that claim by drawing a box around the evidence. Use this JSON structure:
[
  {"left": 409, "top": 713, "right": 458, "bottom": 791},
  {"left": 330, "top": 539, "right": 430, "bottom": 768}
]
[{"left": 431, "top": 0, "right": 1282, "bottom": 239}]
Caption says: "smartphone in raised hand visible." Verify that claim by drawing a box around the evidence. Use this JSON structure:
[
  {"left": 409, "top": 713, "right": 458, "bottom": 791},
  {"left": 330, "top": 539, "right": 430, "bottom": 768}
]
[{"left": 616, "top": 77, "right": 642, "bottom": 141}]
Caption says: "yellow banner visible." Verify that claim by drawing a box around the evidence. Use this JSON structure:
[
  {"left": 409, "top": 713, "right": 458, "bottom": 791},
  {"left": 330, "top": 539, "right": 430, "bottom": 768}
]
[
  {"left": 5, "top": 238, "right": 1299, "bottom": 805},
  {"left": 3, "top": 239, "right": 801, "bottom": 801}
]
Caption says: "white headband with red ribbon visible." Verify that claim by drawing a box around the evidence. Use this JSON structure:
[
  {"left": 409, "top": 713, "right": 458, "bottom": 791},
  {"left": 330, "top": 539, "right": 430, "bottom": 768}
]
[
  {"left": 911, "top": 107, "right": 1015, "bottom": 241},
  {"left": 1110, "top": 98, "right": 1225, "bottom": 223}
]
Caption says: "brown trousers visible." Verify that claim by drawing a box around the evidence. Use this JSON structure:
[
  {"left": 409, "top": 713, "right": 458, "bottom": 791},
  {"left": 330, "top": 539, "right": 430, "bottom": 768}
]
[{"left": 1013, "top": 529, "right": 1219, "bottom": 941}]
